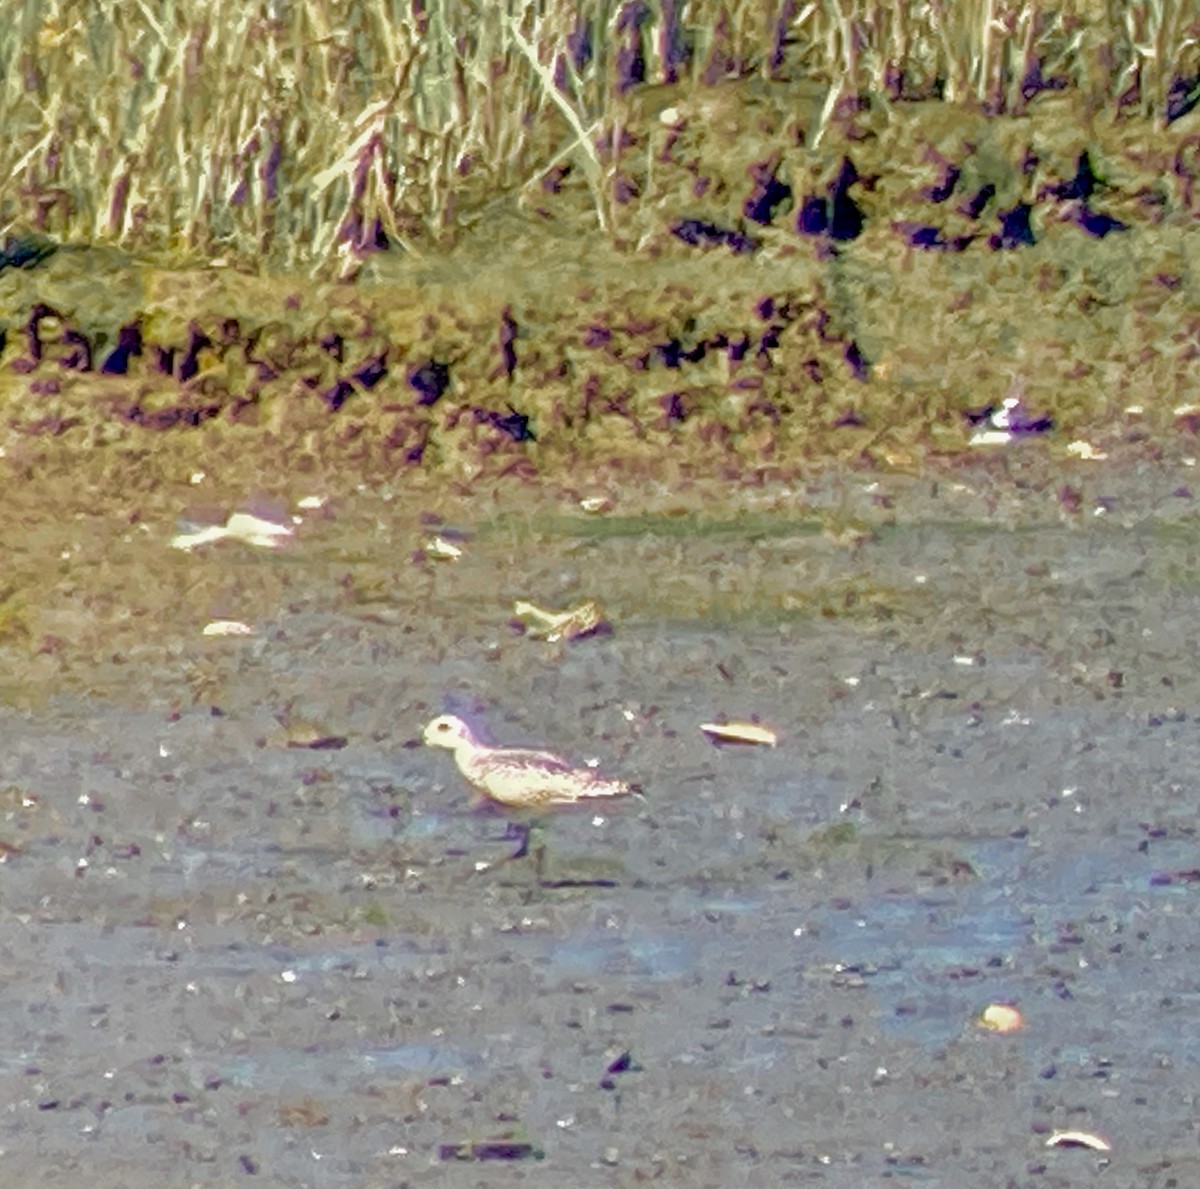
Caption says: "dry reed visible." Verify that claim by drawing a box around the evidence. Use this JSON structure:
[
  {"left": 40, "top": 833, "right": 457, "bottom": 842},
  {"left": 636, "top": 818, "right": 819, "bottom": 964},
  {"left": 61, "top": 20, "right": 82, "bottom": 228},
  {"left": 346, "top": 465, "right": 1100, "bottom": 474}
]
[{"left": 0, "top": 0, "right": 1195, "bottom": 268}]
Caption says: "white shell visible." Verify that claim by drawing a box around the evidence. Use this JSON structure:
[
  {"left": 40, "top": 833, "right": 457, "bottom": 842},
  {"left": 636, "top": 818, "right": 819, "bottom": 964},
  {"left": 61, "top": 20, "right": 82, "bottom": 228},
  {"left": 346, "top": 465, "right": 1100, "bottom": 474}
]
[
  {"left": 202, "top": 619, "right": 255, "bottom": 637},
  {"left": 171, "top": 511, "right": 292, "bottom": 550},
  {"left": 1045, "top": 1131, "right": 1111, "bottom": 1152},
  {"left": 699, "top": 721, "right": 778, "bottom": 747}
]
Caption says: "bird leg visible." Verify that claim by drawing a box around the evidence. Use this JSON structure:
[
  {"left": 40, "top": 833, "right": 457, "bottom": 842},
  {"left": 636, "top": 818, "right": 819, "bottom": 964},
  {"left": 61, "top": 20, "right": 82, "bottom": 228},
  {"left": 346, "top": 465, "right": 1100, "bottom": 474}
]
[
  {"left": 499, "top": 817, "right": 552, "bottom": 884},
  {"left": 530, "top": 822, "right": 549, "bottom": 884},
  {"left": 502, "top": 819, "right": 531, "bottom": 859}
]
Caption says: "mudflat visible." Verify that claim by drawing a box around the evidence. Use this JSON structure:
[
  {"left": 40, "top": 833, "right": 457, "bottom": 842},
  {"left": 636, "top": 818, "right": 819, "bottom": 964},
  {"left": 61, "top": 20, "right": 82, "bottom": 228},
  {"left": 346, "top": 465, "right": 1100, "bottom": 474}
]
[{"left": 0, "top": 451, "right": 1197, "bottom": 1185}]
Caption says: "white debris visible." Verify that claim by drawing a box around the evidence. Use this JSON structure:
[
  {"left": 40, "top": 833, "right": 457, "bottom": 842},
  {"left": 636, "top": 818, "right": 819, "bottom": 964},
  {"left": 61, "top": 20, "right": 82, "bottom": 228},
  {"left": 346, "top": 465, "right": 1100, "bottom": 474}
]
[
  {"left": 424, "top": 535, "right": 463, "bottom": 560},
  {"left": 1045, "top": 1130, "right": 1110, "bottom": 1152},
  {"left": 202, "top": 620, "right": 255, "bottom": 637},
  {"left": 700, "top": 721, "right": 779, "bottom": 747},
  {"left": 170, "top": 511, "right": 294, "bottom": 550}
]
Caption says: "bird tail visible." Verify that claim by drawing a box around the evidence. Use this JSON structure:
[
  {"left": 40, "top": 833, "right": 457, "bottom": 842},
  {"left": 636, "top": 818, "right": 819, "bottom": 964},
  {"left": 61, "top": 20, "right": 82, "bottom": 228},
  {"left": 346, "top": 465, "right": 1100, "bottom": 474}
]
[{"left": 586, "top": 777, "right": 640, "bottom": 799}]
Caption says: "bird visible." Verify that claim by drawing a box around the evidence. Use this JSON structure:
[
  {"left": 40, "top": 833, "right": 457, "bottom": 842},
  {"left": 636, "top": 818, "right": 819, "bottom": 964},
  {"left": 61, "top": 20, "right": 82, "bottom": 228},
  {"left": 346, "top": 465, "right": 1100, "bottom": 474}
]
[
  {"left": 422, "top": 714, "right": 634, "bottom": 808},
  {"left": 422, "top": 714, "right": 637, "bottom": 879}
]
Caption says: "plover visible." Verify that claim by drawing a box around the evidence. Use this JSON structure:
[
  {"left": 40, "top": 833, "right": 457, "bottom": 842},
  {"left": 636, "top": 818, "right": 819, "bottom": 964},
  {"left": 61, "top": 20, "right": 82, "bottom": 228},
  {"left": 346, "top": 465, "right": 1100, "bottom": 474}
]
[{"left": 422, "top": 714, "right": 634, "bottom": 808}]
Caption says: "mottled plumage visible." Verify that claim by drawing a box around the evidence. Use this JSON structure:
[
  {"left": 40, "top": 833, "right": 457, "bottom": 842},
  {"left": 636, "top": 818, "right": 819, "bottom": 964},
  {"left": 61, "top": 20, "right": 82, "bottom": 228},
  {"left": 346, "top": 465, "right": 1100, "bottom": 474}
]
[{"left": 422, "top": 714, "right": 633, "bottom": 808}]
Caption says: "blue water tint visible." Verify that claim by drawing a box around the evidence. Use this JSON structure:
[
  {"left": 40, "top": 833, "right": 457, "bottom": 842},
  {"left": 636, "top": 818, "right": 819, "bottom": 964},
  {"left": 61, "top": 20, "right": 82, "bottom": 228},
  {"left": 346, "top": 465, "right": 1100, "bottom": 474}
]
[
  {"left": 669, "top": 889, "right": 766, "bottom": 915},
  {"left": 810, "top": 838, "right": 1036, "bottom": 1046},
  {"left": 359, "top": 1043, "right": 482, "bottom": 1075},
  {"left": 812, "top": 832, "right": 1200, "bottom": 1057},
  {"left": 756, "top": 773, "right": 851, "bottom": 822},
  {"left": 818, "top": 894, "right": 1029, "bottom": 1046},
  {"left": 547, "top": 932, "right": 698, "bottom": 980},
  {"left": 219, "top": 1039, "right": 481, "bottom": 1093},
  {"left": 393, "top": 810, "right": 454, "bottom": 840}
]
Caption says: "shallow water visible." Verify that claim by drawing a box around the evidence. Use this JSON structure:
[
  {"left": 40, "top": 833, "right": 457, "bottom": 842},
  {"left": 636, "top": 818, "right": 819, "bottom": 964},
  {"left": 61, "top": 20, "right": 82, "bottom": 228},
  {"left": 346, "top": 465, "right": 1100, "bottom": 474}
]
[{"left": 3, "top": 459, "right": 1200, "bottom": 1184}]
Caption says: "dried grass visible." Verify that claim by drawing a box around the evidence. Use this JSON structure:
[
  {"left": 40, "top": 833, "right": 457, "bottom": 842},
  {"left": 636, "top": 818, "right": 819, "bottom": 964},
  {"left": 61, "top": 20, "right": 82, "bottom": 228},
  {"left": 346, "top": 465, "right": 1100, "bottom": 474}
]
[{"left": 0, "top": 0, "right": 1195, "bottom": 268}]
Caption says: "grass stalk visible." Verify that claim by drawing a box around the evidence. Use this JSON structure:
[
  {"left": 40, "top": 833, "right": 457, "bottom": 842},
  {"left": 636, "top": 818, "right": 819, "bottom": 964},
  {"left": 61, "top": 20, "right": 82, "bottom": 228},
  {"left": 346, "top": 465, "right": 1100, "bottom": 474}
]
[{"left": 0, "top": 0, "right": 1196, "bottom": 267}]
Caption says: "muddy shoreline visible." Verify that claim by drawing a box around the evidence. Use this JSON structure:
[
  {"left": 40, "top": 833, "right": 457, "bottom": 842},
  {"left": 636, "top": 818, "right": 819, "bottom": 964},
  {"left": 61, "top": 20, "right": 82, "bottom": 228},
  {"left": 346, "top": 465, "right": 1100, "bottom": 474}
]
[
  {"left": 3, "top": 23, "right": 1200, "bottom": 1185},
  {"left": 0, "top": 453, "right": 1195, "bottom": 1185}
]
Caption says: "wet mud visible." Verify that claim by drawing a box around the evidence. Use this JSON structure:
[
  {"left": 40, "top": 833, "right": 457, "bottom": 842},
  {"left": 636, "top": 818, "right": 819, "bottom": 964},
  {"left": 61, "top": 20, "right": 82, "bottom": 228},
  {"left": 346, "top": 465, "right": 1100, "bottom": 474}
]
[
  {"left": 2, "top": 73, "right": 1200, "bottom": 1187},
  {"left": 2, "top": 456, "right": 1200, "bottom": 1185}
]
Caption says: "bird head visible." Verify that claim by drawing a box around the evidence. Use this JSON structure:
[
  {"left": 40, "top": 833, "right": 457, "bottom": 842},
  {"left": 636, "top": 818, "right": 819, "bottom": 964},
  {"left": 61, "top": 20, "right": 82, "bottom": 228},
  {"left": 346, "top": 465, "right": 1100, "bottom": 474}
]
[{"left": 422, "top": 714, "right": 476, "bottom": 751}]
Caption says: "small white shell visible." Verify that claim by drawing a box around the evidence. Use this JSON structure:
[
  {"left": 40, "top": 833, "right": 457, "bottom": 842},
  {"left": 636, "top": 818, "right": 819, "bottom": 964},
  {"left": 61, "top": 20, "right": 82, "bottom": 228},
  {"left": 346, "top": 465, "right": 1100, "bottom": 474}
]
[
  {"left": 977, "top": 1004, "right": 1022, "bottom": 1033},
  {"left": 170, "top": 511, "right": 293, "bottom": 550},
  {"left": 700, "top": 721, "right": 778, "bottom": 747},
  {"left": 1045, "top": 1130, "right": 1111, "bottom": 1152},
  {"left": 424, "top": 535, "right": 463, "bottom": 560},
  {"left": 222, "top": 512, "right": 293, "bottom": 547},
  {"left": 202, "top": 620, "right": 255, "bottom": 637}
]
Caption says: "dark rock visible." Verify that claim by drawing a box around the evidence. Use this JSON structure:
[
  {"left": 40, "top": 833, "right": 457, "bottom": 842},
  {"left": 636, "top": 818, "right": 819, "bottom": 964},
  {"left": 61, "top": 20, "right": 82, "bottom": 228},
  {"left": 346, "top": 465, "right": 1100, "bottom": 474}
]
[
  {"left": 102, "top": 323, "right": 144, "bottom": 374},
  {"left": 499, "top": 308, "right": 518, "bottom": 379},
  {"left": 670, "top": 218, "right": 757, "bottom": 254},
  {"left": 988, "top": 202, "right": 1035, "bottom": 249},
  {"left": 60, "top": 329, "right": 92, "bottom": 371},
  {"left": 659, "top": 391, "right": 690, "bottom": 423},
  {"left": 322, "top": 380, "right": 354, "bottom": 411},
  {"left": 796, "top": 195, "right": 828, "bottom": 235},
  {"left": 958, "top": 183, "right": 996, "bottom": 220},
  {"left": 653, "top": 339, "right": 684, "bottom": 369},
  {"left": 892, "top": 222, "right": 975, "bottom": 252},
  {"left": 490, "top": 406, "right": 536, "bottom": 442},
  {"left": 354, "top": 353, "right": 388, "bottom": 388},
  {"left": 1066, "top": 203, "right": 1128, "bottom": 238},
  {"left": 408, "top": 359, "right": 450, "bottom": 405},
  {"left": 1040, "top": 150, "right": 1101, "bottom": 201},
  {"left": 844, "top": 340, "right": 869, "bottom": 380},
  {"left": 743, "top": 158, "right": 792, "bottom": 226},
  {"left": 178, "top": 324, "right": 212, "bottom": 382},
  {"left": 922, "top": 164, "right": 961, "bottom": 203},
  {"left": 828, "top": 157, "right": 865, "bottom": 241},
  {"left": 0, "top": 235, "right": 56, "bottom": 273}
]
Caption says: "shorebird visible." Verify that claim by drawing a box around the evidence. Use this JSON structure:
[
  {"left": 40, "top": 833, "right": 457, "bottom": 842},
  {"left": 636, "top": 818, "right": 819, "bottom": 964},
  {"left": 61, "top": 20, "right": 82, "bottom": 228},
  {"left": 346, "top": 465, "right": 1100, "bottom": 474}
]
[
  {"left": 422, "top": 714, "right": 634, "bottom": 807},
  {"left": 422, "top": 714, "right": 636, "bottom": 878}
]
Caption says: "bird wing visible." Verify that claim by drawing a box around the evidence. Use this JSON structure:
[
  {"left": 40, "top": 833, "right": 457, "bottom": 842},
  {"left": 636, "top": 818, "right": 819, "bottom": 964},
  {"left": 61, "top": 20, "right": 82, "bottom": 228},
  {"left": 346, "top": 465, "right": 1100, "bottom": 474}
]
[
  {"left": 467, "top": 749, "right": 626, "bottom": 807},
  {"left": 498, "top": 746, "right": 574, "bottom": 769}
]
